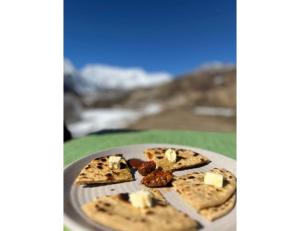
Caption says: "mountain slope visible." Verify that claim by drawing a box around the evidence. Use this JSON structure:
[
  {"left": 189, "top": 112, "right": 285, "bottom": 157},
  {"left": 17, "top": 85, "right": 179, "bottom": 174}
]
[{"left": 124, "top": 67, "right": 236, "bottom": 109}]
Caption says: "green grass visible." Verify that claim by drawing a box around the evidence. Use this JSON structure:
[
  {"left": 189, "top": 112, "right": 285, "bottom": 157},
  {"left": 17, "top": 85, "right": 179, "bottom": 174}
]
[{"left": 64, "top": 130, "right": 236, "bottom": 166}]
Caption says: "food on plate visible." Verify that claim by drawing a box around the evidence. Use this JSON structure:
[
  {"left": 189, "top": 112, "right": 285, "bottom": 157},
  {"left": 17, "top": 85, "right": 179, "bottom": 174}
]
[
  {"left": 199, "top": 194, "right": 236, "bottom": 221},
  {"left": 204, "top": 172, "right": 224, "bottom": 188},
  {"left": 75, "top": 154, "right": 134, "bottom": 185},
  {"left": 141, "top": 169, "right": 173, "bottom": 187},
  {"left": 81, "top": 190, "right": 198, "bottom": 231},
  {"left": 137, "top": 161, "right": 156, "bottom": 176},
  {"left": 129, "top": 190, "right": 153, "bottom": 208},
  {"left": 127, "top": 158, "right": 144, "bottom": 169},
  {"left": 172, "top": 168, "right": 236, "bottom": 221},
  {"left": 144, "top": 147, "right": 210, "bottom": 171},
  {"left": 165, "top": 148, "right": 177, "bottom": 163},
  {"left": 146, "top": 188, "right": 166, "bottom": 202},
  {"left": 108, "top": 155, "right": 122, "bottom": 169}
]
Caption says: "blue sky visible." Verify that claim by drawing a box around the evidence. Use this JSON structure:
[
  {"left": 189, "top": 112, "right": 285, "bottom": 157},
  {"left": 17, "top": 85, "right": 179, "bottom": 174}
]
[{"left": 64, "top": 0, "right": 236, "bottom": 76}]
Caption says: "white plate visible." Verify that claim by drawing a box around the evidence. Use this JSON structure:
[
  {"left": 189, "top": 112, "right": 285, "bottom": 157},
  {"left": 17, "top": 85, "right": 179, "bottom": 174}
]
[{"left": 64, "top": 144, "right": 236, "bottom": 231}]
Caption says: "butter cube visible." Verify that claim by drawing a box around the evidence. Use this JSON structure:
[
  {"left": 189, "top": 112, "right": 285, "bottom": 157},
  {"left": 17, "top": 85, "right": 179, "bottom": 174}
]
[
  {"left": 129, "top": 190, "right": 153, "bottom": 208},
  {"left": 204, "top": 172, "right": 224, "bottom": 188},
  {"left": 165, "top": 148, "right": 177, "bottom": 163},
  {"left": 108, "top": 156, "right": 122, "bottom": 169}
]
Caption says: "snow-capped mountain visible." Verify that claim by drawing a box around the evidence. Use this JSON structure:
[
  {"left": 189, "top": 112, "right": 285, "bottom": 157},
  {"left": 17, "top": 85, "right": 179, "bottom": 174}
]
[
  {"left": 64, "top": 59, "right": 91, "bottom": 94},
  {"left": 64, "top": 59, "right": 172, "bottom": 95}
]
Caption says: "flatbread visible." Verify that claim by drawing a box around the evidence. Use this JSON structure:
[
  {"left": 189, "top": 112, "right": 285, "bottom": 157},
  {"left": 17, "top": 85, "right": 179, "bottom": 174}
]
[
  {"left": 75, "top": 154, "right": 134, "bottom": 185},
  {"left": 82, "top": 191, "right": 198, "bottom": 231},
  {"left": 172, "top": 168, "right": 236, "bottom": 210},
  {"left": 144, "top": 147, "right": 210, "bottom": 171},
  {"left": 199, "top": 193, "right": 236, "bottom": 221},
  {"left": 147, "top": 188, "right": 166, "bottom": 202}
]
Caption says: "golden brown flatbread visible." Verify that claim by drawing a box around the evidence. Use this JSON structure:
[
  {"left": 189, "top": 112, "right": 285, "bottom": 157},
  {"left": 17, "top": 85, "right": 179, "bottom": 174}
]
[
  {"left": 146, "top": 188, "right": 166, "bottom": 202},
  {"left": 172, "top": 168, "right": 236, "bottom": 220},
  {"left": 82, "top": 191, "right": 198, "bottom": 231},
  {"left": 75, "top": 154, "right": 134, "bottom": 185},
  {"left": 199, "top": 193, "right": 236, "bottom": 221},
  {"left": 144, "top": 147, "right": 210, "bottom": 171}
]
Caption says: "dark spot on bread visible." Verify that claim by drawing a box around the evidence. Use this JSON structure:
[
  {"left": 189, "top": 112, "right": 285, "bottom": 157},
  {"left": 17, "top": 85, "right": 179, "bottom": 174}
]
[
  {"left": 105, "top": 173, "right": 114, "bottom": 180},
  {"left": 114, "top": 154, "right": 123, "bottom": 157},
  {"left": 118, "top": 193, "right": 129, "bottom": 202},
  {"left": 120, "top": 162, "right": 127, "bottom": 169},
  {"left": 80, "top": 173, "right": 85, "bottom": 175},
  {"left": 94, "top": 157, "right": 101, "bottom": 160},
  {"left": 95, "top": 205, "right": 106, "bottom": 212},
  {"left": 145, "top": 211, "right": 154, "bottom": 215},
  {"left": 104, "top": 202, "right": 111, "bottom": 207},
  {"left": 147, "top": 153, "right": 153, "bottom": 159},
  {"left": 125, "top": 216, "right": 131, "bottom": 220},
  {"left": 188, "top": 176, "right": 195, "bottom": 179},
  {"left": 100, "top": 157, "right": 107, "bottom": 162},
  {"left": 140, "top": 218, "right": 147, "bottom": 223},
  {"left": 193, "top": 153, "right": 199, "bottom": 156},
  {"left": 156, "top": 202, "right": 167, "bottom": 207},
  {"left": 110, "top": 188, "right": 115, "bottom": 191},
  {"left": 97, "top": 163, "right": 103, "bottom": 169},
  {"left": 156, "top": 156, "right": 163, "bottom": 159}
]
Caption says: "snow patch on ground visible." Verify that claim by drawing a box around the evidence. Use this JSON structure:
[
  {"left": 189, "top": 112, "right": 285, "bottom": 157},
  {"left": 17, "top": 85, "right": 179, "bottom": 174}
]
[{"left": 68, "top": 104, "right": 162, "bottom": 137}]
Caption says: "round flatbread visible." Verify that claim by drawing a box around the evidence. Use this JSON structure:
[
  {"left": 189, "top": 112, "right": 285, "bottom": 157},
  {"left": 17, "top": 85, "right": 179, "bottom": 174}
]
[
  {"left": 172, "top": 168, "right": 236, "bottom": 210},
  {"left": 82, "top": 191, "right": 198, "bottom": 231},
  {"left": 199, "top": 193, "right": 236, "bottom": 221}
]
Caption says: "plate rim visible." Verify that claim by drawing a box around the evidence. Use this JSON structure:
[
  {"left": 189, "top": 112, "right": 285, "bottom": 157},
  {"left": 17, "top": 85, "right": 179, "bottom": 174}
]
[{"left": 64, "top": 143, "right": 236, "bottom": 231}]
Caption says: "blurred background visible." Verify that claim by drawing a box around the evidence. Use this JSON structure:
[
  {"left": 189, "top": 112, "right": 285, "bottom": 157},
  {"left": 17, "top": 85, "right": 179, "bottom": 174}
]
[{"left": 64, "top": 0, "right": 236, "bottom": 138}]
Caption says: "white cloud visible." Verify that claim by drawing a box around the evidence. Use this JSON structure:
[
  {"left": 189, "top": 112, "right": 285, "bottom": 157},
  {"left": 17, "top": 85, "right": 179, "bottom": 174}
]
[
  {"left": 64, "top": 58, "right": 76, "bottom": 75},
  {"left": 80, "top": 64, "right": 171, "bottom": 90},
  {"left": 64, "top": 59, "right": 172, "bottom": 94}
]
